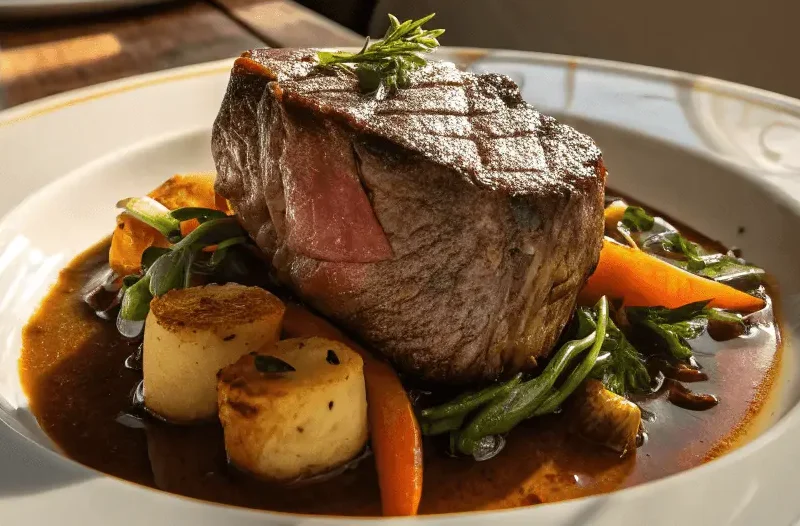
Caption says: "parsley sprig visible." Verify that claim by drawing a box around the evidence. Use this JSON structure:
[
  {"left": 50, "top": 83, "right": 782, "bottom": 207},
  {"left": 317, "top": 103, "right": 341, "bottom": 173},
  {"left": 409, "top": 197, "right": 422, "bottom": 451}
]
[{"left": 317, "top": 13, "right": 444, "bottom": 96}]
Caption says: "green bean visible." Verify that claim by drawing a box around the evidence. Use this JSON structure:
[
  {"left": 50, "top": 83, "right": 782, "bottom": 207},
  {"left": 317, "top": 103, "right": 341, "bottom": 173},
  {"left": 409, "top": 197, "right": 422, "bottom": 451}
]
[
  {"left": 172, "top": 217, "right": 244, "bottom": 250},
  {"left": 420, "top": 373, "right": 523, "bottom": 420},
  {"left": 457, "top": 297, "right": 609, "bottom": 455},
  {"left": 533, "top": 297, "right": 609, "bottom": 416},
  {"left": 420, "top": 414, "right": 465, "bottom": 436},
  {"left": 456, "top": 334, "right": 595, "bottom": 454},
  {"left": 118, "top": 274, "right": 152, "bottom": 321}
]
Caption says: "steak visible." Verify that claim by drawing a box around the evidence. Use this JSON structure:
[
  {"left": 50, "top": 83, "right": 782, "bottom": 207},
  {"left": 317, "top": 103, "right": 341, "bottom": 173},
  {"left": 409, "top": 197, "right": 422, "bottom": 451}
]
[{"left": 212, "top": 48, "right": 606, "bottom": 383}]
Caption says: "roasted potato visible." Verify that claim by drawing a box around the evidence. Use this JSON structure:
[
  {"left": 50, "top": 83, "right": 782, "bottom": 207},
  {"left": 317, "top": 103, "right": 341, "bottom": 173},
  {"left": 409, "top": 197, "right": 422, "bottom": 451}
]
[
  {"left": 217, "top": 337, "right": 368, "bottom": 482},
  {"left": 109, "top": 173, "right": 231, "bottom": 277},
  {"left": 143, "top": 283, "right": 285, "bottom": 423}
]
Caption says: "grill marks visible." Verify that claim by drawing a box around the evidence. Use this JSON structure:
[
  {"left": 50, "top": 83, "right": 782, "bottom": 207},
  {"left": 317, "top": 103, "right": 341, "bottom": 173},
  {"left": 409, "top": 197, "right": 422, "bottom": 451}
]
[{"left": 251, "top": 49, "right": 599, "bottom": 196}]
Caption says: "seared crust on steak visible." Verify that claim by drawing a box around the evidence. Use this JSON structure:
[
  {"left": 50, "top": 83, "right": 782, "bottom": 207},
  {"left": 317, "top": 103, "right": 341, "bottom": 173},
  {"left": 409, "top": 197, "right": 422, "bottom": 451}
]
[{"left": 212, "top": 48, "right": 606, "bottom": 383}]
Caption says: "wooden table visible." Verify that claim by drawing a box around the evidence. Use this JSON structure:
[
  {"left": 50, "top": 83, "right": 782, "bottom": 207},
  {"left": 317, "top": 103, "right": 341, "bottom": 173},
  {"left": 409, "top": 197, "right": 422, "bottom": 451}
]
[{"left": 0, "top": 0, "right": 364, "bottom": 109}]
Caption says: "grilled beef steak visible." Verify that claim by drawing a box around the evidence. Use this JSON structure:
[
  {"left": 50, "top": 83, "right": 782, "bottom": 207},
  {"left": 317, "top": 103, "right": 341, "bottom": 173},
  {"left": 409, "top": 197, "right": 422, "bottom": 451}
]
[{"left": 212, "top": 49, "right": 606, "bottom": 383}]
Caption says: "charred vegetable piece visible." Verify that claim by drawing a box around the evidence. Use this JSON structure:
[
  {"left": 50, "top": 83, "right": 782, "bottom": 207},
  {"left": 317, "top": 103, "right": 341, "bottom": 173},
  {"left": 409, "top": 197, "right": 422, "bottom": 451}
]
[
  {"left": 453, "top": 297, "right": 609, "bottom": 458},
  {"left": 218, "top": 337, "right": 368, "bottom": 481},
  {"left": 626, "top": 300, "right": 744, "bottom": 361},
  {"left": 145, "top": 284, "right": 285, "bottom": 422},
  {"left": 569, "top": 379, "right": 641, "bottom": 456},
  {"left": 579, "top": 239, "right": 765, "bottom": 311},
  {"left": 664, "top": 379, "right": 719, "bottom": 410}
]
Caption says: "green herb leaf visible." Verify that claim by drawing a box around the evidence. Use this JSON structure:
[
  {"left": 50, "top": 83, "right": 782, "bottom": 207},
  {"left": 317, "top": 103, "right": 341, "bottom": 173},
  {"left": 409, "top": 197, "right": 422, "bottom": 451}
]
[
  {"left": 254, "top": 355, "right": 296, "bottom": 374},
  {"left": 661, "top": 233, "right": 706, "bottom": 271},
  {"left": 208, "top": 236, "right": 248, "bottom": 267},
  {"left": 589, "top": 318, "right": 651, "bottom": 395},
  {"left": 148, "top": 249, "right": 189, "bottom": 297},
  {"left": 117, "top": 197, "right": 181, "bottom": 240},
  {"left": 626, "top": 300, "right": 743, "bottom": 361},
  {"left": 169, "top": 207, "right": 228, "bottom": 223},
  {"left": 172, "top": 217, "right": 245, "bottom": 250},
  {"left": 621, "top": 206, "right": 655, "bottom": 232},
  {"left": 317, "top": 13, "right": 444, "bottom": 96},
  {"left": 678, "top": 254, "right": 765, "bottom": 288},
  {"left": 141, "top": 246, "right": 170, "bottom": 273}
]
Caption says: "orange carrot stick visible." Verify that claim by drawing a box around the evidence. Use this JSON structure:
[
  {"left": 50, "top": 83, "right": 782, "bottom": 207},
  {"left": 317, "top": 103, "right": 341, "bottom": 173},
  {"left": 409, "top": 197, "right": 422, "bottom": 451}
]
[
  {"left": 281, "top": 304, "right": 423, "bottom": 516},
  {"left": 579, "top": 239, "right": 765, "bottom": 311}
]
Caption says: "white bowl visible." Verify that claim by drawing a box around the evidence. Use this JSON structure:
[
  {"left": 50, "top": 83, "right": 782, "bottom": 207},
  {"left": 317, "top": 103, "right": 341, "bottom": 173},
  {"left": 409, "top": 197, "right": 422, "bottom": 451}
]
[{"left": 1, "top": 48, "right": 799, "bottom": 525}]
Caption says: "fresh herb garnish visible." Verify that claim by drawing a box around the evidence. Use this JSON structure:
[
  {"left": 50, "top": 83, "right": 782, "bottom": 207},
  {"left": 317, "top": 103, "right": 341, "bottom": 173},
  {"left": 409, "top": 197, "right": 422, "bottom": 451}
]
[
  {"left": 317, "top": 13, "right": 444, "bottom": 96},
  {"left": 254, "top": 355, "right": 296, "bottom": 374},
  {"left": 660, "top": 232, "right": 706, "bottom": 271},
  {"left": 326, "top": 349, "right": 340, "bottom": 365},
  {"left": 578, "top": 310, "right": 651, "bottom": 396},
  {"left": 621, "top": 206, "right": 655, "bottom": 232},
  {"left": 626, "top": 300, "right": 744, "bottom": 361}
]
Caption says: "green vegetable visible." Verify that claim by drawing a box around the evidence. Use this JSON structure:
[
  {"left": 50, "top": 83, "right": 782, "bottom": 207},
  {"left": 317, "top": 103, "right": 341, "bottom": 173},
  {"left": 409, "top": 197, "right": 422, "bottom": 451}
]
[
  {"left": 116, "top": 216, "right": 250, "bottom": 330},
  {"left": 117, "top": 197, "right": 181, "bottom": 241},
  {"left": 676, "top": 254, "right": 765, "bottom": 288},
  {"left": 587, "top": 316, "right": 651, "bottom": 396},
  {"left": 254, "top": 355, "right": 296, "bottom": 373},
  {"left": 626, "top": 300, "right": 743, "bottom": 361},
  {"left": 621, "top": 206, "right": 655, "bottom": 232},
  {"left": 454, "top": 297, "right": 608, "bottom": 457},
  {"left": 148, "top": 249, "right": 190, "bottom": 297},
  {"left": 317, "top": 13, "right": 444, "bottom": 96},
  {"left": 118, "top": 274, "right": 153, "bottom": 322},
  {"left": 141, "top": 246, "right": 170, "bottom": 273},
  {"left": 209, "top": 236, "right": 248, "bottom": 267},
  {"left": 420, "top": 414, "right": 465, "bottom": 436},
  {"left": 661, "top": 232, "right": 706, "bottom": 271},
  {"left": 420, "top": 373, "right": 523, "bottom": 422},
  {"left": 621, "top": 203, "right": 765, "bottom": 287},
  {"left": 169, "top": 207, "right": 228, "bottom": 223}
]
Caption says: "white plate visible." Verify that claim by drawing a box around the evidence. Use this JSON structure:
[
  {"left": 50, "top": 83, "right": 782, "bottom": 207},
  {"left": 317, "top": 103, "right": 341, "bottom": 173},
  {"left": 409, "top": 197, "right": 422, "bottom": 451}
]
[{"left": 1, "top": 49, "right": 800, "bottom": 525}]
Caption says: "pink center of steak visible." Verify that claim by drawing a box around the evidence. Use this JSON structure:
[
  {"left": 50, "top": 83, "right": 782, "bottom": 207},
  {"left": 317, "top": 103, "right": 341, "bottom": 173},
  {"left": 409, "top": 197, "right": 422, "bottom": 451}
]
[{"left": 282, "top": 119, "right": 393, "bottom": 263}]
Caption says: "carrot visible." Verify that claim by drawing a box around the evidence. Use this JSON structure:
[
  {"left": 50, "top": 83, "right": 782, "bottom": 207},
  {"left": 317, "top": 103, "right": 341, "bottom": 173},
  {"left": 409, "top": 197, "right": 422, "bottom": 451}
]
[
  {"left": 281, "top": 304, "right": 423, "bottom": 516},
  {"left": 110, "top": 174, "right": 231, "bottom": 275},
  {"left": 179, "top": 218, "right": 201, "bottom": 237},
  {"left": 579, "top": 239, "right": 765, "bottom": 312}
]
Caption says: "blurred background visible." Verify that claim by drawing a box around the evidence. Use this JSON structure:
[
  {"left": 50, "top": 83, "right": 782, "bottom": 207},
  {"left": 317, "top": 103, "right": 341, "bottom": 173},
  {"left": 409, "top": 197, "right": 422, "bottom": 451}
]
[{"left": 1, "top": 0, "right": 798, "bottom": 109}]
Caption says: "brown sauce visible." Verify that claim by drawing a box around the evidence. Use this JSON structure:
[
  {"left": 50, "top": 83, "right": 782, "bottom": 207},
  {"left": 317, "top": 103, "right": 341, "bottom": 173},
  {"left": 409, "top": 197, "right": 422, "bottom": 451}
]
[{"left": 19, "top": 234, "right": 782, "bottom": 516}]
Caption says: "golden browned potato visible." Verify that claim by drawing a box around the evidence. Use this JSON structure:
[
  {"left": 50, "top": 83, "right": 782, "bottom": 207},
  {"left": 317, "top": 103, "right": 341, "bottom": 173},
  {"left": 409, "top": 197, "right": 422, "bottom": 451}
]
[
  {"left": 217, "top": 337, "right": 368, "bottom": 482},
  {"left": 143, "top": 283, "right": 285, "bottom": 423},
  {"left": 110, "top": 173, "right": 231, "bottom": 277}
]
